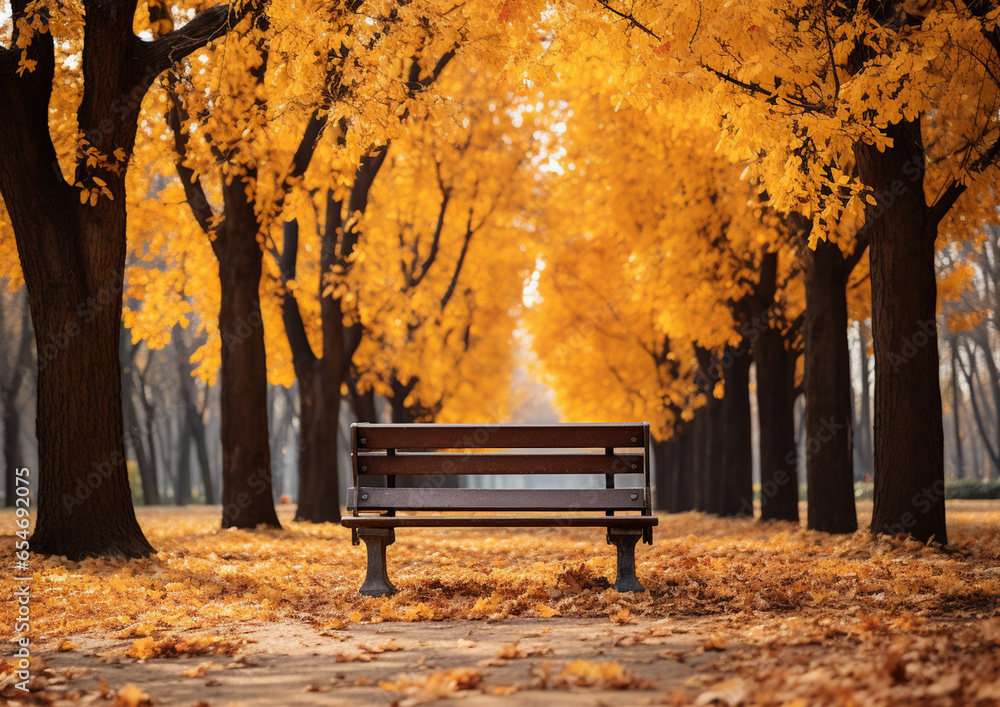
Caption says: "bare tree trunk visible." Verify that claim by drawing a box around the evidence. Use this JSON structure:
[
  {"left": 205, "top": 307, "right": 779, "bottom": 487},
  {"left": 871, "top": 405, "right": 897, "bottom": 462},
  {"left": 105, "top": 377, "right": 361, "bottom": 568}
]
[
  {"left": 803, "top": 238, "right": 858, "bottom": 534},
  {"left": 349, "top": 378, "right": 378, "bottom": 423},
  {"left": 690, "top": 407, "right": 708, "bottom": 511},
  {"left": 652, "top": 437, "right": 673, "bottom": 512},
  {"left": 216, "top": 195, "right": 281, "bottom": 529},
  {"left": 719, "top": 343, "right": 754, "bottom": 517},
  {"left": 960, "top": 342, "right": 1000, "bottom": 473},
  {"left": 977, "top": 330, "right": 1000, "bottom": 477},
  {"left": 751, "top": 252, "right": 799, "bottom": 522},
  {"left": 856, "top": 117, "right": 946, "bottom": 543},
  {"left": 674, "top": 427, "right": 695, "bottom": 512}
]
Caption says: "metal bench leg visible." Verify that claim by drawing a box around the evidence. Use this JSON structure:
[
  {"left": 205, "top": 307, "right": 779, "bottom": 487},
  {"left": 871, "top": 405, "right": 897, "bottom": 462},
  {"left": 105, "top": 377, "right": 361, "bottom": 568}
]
[
  {"left": 357, "top": 528, "right": 397, "bottom": 597},
  {"left": 608, "top": 528, "right": 645, "bottom": 593}
]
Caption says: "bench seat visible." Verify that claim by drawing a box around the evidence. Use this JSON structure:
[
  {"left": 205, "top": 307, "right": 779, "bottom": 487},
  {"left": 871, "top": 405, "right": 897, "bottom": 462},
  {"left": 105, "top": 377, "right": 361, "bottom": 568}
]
[{"left": 342, "top": 515, "right": 659, "bottom": 528}]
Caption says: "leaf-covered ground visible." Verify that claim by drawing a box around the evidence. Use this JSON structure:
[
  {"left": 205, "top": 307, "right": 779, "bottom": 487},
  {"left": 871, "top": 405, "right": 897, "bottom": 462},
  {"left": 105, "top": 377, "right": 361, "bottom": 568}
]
[{"left": 2, "top": 501, "right": 999, "bottom": 705}]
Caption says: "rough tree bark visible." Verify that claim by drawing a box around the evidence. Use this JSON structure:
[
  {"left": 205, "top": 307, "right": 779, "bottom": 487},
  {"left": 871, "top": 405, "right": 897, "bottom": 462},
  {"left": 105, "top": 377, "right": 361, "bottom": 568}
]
[
  {"left": 719, "top": 342, "right": 754, "bottom": 517},
  {"left": 691, "top": 349, "right": 720, "bottom": 512},
  {"left": 750, "top": 251, "right": 800, "bottom": 522},
  {"left": 855, "top": 117, "right": 946, "bottom": 543},
  {"left": 215, "top": 175, "right": 281, "bottom": 529},
  {"left": 802, "top": 237, "right": 859, "bottom": 534}
]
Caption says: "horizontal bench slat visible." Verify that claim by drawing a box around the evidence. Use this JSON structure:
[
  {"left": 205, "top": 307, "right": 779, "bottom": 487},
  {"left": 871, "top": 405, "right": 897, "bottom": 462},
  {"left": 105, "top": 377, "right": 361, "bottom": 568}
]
[
  {"left": 342, "top": 515, "right": 658, "bottom": 529},
  {"left": 356, "top": 453, "right": 644, "bottom": 476},
  {"left": 349, "top": 487, "right": 646, "bottom": 511},
  {"left": 355, "top": 423, "right": 645, "bottom": 450}
]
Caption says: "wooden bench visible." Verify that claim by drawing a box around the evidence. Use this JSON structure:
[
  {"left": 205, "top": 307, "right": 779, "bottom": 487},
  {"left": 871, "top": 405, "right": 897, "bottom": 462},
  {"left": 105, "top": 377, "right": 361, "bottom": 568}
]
[{"left": 342, "top": 422, "right": 657, "bottom": 597}]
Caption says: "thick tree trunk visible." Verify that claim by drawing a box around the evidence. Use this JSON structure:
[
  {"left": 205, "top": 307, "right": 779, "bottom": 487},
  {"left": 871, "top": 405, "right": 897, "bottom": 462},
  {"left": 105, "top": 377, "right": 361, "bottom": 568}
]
[
  {"left": 756, "top": 330, "right": 799, "bottom": 521},
  {"left": 673, "top": 428, "right": 695, "bottom": 512},
  {"left": 750, "top": 251, "right": 799, "bottom": 522},
  {"left": 26, "top": 253, "right": 153, "bottom": 558},
  {"left": 349, "top": 380, "right": 378, "bottom": 423},
  {"left": 855, "top": 118, "right": 946, "bottom": 544},
  {"left": 2, "top": 59, "right": 153, "bottom": 556},
  {"left": 1, "top": 0, "right": 255, "bottom": 559},
  {"left": 803, "top": 238, "right": 858, "bottom": 534},
  {"left": 652, "top": 437, "right": 673, "bottom": 512},
  {"left": 293, "top": 362, "right": 343, "bottom": 523},
  {"left": 217, "top": 198, "right": 281, "bottom": 529},
  {"left": 692, "top": 348, "right": 724, "bottom": 513},
  {"left": 719, "top": 344, "right": 754, "bottom": 516}
]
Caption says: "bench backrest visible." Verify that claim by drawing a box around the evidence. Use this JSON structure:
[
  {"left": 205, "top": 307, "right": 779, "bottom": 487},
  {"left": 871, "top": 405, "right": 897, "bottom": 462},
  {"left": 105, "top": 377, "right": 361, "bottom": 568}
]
[{"left": 348, "top": 422, "right": 651, "bottom": 516}]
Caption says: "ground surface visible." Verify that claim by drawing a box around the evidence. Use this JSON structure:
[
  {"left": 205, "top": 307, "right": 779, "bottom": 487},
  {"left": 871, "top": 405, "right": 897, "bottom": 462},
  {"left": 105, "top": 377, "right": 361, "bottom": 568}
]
[{"left": 2, "top": 501, "right": 999, "bottom": 705}]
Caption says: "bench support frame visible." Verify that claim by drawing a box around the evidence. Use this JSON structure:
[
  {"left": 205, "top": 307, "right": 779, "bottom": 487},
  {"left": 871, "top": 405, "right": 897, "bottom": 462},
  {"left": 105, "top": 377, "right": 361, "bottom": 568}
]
[
  {"left": 358, "top": 527, "right": 397, "bottom": 597},
  {"left": 608, "top": 527, "right": 645, "bottom": 593}
]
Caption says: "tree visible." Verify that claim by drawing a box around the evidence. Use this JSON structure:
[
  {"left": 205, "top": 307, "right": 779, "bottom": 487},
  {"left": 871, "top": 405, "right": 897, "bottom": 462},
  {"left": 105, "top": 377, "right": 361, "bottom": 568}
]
[
  {"left": 0, "top": 1, "right": 264, "bottom": 558},
  {"left": 525, "top": 65, "right": 798, "bottom": 518},
  {"left": 572, "top": 0, "right": 1000, "bottom": 542}
]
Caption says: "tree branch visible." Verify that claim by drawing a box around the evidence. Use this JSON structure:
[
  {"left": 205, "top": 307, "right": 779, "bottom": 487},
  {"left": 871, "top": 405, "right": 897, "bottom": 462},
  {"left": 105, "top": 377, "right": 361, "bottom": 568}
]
[
  {"left": 279, "top": 220, "right": 318, "bottom": 366},
  {"left": 165, "top": 86, "right": 219, "bottom": 239},
  {"left": 420, "top": 47, "right": 457, "bottom": 89},
  {"left": 929, "top": 133, "right": 1000, "bottom": 227},
  {"left": 140, "top": 1, "right": 265, "bottom": 84},
  {"left": 593, "top": 0, "right": 661, "bottom": 40},
  {"left": 440, "top": 208, "right": 475, "bottom": 312},
  {"left": 409, "top": 188, "right": 450, "bottom": 288},
  {"left": 268, "top": 108, "right": 330, "bottom": 222},
  {"left": 843, "top": 229, "right": 870, "bottom": 274}
]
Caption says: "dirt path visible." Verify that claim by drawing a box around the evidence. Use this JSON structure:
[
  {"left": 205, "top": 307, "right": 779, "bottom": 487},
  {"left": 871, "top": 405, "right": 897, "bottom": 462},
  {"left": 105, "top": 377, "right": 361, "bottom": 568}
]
[{"left": 27, "top": 617, "right": 729, "bottom": 706}]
